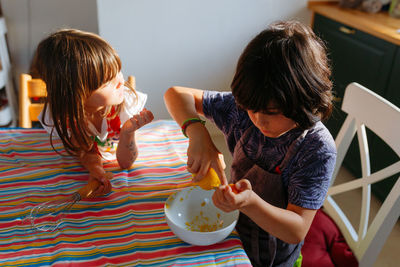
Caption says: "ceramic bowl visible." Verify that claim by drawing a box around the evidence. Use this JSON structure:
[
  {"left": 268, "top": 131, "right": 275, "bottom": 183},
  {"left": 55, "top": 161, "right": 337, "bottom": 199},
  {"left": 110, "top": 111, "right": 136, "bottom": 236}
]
[{"left": 164, "top": 186, "right": 239, "bottom": 246}]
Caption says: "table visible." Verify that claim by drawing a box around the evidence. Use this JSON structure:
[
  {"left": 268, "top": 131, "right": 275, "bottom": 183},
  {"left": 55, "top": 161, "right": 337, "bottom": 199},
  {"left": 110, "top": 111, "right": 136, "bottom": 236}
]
[{"left": 0, "top": 120, "right": 251, "bottom": 266}]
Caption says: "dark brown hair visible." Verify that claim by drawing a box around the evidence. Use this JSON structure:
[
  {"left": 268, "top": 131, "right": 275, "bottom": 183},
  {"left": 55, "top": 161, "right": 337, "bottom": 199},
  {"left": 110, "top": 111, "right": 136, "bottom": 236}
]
[
  {"left": 31, "top": 29, "right": 124, "bottom": 155},
  {"left": 231, "top": 20, "right": 333, "bottom": 129}
]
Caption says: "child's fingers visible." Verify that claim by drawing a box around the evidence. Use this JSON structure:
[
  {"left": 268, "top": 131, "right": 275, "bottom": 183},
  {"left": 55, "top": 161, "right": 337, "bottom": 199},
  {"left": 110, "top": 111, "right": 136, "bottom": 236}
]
[
  {"left": 142, "top": 109, "right": 154, "bottom": 123},
  {"left": 189, "top": 161, "right": 208, "bottom": 181},
  {"left": 213, "top": 154, "right": 227, "bottom": 185},
  {"left": 135, "top": 114, "right": 145, "bottom": 126},
  {"left": 92, "top": 184, "right": 105, "bottom": 198},
  {"left": 103, "top": 179, "right": 112, "bottom": 194},
  {"left": 218, "top": 153, "right": 226, "bottom": 170},
  {"left": 187, "top": 161, "right": 200, "bottom": 176},
  {"left": 131, "top": 109, "right": 154, "bottom": 129},
  {"left": 212, "top": 188, "right": 228, "bottom": 210},
  {"left": 105, "top": 172, "right": 114, "bottom": 180},
  {"left": 229, "top": 184, "right": 240, "bottom": 194},
  {"left": 236, "top": 179, "right": 252, "bottom": 191},
  {"left": 214, "top": 165, "right": 227, "bottom": 185},
  {"left": 187, "top": 157, "right": 194, "bottom": 168},
  {"left": 129, "top": 117, "right": 139, "bottom": 129},
  {"left": 213, "top": 186, "right": 236, "bottom": 212},
  {"left": 186, "top": 155, "right": 197, "bottom": 173},
  {"left": 90, "top": 176, "right": 112, "bottom": 198}
]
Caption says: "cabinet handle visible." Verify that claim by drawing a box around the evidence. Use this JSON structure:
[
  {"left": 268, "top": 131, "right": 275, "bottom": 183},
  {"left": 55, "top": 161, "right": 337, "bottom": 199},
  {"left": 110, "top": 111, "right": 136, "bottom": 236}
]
[
  {"left": 333, "top": 96, "right": 342, "bottom": 102},
  {"left": 339, "top": 26, "right": 355, "bottom": 35}
]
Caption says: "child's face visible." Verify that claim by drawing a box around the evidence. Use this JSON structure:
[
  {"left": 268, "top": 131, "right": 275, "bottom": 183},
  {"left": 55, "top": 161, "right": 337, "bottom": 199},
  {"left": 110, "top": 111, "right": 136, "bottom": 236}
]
[
  {"left": 247, "top": 107, "right": 297, "bottom": 138},
  {"left": 85, "top": 72, "right": 125, "bottom": 110}
]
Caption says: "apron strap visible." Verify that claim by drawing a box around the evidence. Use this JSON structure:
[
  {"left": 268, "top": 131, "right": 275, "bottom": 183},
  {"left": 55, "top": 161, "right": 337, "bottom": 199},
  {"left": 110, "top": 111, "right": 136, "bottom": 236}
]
[{"left": 278, "top": 129, "right": 309, "bottom": 171}]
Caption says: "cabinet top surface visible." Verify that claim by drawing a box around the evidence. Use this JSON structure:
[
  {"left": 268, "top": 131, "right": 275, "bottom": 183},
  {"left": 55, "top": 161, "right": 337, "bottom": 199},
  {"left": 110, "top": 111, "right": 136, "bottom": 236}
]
[{"left": 308, "top": 1, "right": 400, "bottom": 45}]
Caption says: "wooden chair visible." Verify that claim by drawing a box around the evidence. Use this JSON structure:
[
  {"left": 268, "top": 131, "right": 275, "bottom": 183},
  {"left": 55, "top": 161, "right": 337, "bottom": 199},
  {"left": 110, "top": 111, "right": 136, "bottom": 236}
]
[
  {"left": 322, "top": 82, "right": 400, "bottom": 266},
  {"left": 18, "top": 74, "right": 137, "bottom": 128},
  {"left": 19, "top": 73, "right": 46, "bottom": 128},
  {"left": 126, "top": 75, "right": 136, "bottom": 90}
]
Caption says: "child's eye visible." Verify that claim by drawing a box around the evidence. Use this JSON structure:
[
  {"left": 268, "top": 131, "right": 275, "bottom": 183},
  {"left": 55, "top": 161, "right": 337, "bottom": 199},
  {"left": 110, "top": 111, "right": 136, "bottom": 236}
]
[{"left": 261, "top": 109, "right": 281, "bottom": 115}]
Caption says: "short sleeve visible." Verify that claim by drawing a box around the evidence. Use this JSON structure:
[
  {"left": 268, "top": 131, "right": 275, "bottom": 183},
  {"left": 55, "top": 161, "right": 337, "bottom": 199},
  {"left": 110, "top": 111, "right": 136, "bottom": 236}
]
[
  {"left": 202, "top": 91, "right": 251, "bottom": 153},
  {"left": 202, "top": 91, "right": 237, "bottom": 135},
  {"left": 286, "top": 124, "right": 337, "bottom": 209}
]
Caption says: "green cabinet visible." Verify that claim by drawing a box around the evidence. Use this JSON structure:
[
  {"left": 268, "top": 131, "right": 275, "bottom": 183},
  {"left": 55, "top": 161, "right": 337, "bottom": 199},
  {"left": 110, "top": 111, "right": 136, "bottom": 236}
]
[
  {"left": 370, "top": 49, "right": 400, "bottom": 201},
  {"left": 313, "top": 14, "right": 400, "bottom": 202},
  {"left": 386, "top": 49, "right": 400, "bottom": 107}
]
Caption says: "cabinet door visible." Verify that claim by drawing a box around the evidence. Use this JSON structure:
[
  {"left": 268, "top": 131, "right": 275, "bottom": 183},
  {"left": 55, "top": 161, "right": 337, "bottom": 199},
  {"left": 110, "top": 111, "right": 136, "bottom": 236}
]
[
  {"left": 369, "top": 49, "right": 400, "bottom": 202},
  {"left": 313, "top": 14, "right": 397, "bottom": 177}
]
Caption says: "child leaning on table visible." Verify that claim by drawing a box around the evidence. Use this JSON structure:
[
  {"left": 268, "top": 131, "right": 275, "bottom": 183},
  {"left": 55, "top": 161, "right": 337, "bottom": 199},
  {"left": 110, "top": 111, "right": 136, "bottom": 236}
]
[
  {"left": 164, "top": 20, "right": 337, "bottom": 267},
  {"left": 31, "top": 29, "right": 154, "bottom": 196}
]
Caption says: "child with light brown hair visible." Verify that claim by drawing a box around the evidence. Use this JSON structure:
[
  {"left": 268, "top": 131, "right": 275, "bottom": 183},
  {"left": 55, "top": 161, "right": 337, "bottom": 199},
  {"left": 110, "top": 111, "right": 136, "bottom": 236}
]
[{"left": 32, "top": 29, "right": 153, "bottom": 196}]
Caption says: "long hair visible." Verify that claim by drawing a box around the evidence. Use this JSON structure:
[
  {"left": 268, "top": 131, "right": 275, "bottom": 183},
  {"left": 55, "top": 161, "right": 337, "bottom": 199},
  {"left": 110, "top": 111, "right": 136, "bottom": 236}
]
[
  {"left": 31, "top": 29, "right": 123, "bottom": 155},
  {"left": 231, "top": 21, "right": 333, "bottom": 129}
]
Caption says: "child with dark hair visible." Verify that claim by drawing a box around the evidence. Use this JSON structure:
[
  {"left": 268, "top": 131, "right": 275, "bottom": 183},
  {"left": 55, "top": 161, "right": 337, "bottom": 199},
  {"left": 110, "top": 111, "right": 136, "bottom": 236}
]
[
  {"left": 32, "top": 29, "right": 154, "bottom": 196},
  {"left": 164, "top": 20, "right": 336, "bottom": 266}
]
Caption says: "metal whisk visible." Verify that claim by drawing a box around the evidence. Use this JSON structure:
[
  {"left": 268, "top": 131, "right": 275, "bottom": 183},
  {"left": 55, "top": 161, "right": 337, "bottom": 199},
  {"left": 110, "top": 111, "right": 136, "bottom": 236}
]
[
  {"left": 29, "top": 192, "right": 81, "bottom": 232},
  {"left": 29, "top": 174, "right": 111, "bottom": 232},
  {"left": 28, "top": 168, "right": 229, "bottom": 232}
]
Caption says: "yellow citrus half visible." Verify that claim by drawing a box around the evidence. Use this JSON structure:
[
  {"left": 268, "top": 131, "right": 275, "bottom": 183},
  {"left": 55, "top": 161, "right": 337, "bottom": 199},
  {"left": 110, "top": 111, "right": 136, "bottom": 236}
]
[{"left": 193, "top": 168, "right": 221, "bottom": 190}]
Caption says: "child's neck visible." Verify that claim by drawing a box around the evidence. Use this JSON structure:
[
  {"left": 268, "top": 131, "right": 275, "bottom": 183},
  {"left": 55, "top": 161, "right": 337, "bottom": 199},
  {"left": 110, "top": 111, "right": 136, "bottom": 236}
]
[{"left": 87, "top": 107, "right": 107, "bottom": 132}]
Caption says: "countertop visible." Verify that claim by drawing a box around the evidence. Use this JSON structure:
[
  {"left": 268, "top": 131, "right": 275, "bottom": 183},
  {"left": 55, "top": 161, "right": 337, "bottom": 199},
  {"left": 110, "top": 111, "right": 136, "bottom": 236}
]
[{"left": 308, "top": 1, "right": 400, "bottom": 45}]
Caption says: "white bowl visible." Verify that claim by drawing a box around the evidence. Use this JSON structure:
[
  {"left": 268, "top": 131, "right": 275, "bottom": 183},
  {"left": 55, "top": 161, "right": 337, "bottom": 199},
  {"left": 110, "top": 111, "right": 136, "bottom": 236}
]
[{"left": 164, "top": 186, "right": 239, "bottom": 246}]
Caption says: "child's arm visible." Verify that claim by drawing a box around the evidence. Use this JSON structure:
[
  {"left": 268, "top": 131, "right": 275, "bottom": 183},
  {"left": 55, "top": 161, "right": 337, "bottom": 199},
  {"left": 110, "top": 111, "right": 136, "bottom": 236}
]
[
  {"left": 117, "top": 108, "right": 153, "bottom": 169},
  {"left": 213, "top": 180, "right": 317, "bottom": 244},
  {"left": 164, "top": 86, "right": 227, "bottom": 185},
  {"left": 78, "top": 149, "right": 112, "bottom": 196}
]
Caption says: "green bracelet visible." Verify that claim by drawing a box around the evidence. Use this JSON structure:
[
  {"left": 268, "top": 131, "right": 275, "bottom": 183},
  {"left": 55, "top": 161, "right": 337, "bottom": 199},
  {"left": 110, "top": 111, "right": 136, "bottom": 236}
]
[{"left": 181, "top": 118, "right": 206, "bottom": 137}]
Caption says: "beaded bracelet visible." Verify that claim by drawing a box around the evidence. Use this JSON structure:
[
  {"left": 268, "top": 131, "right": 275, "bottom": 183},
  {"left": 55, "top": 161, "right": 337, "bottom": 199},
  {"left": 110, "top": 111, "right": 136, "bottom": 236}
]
[{"left": 181, "top": 118, "right": 206, "bottom": 137}]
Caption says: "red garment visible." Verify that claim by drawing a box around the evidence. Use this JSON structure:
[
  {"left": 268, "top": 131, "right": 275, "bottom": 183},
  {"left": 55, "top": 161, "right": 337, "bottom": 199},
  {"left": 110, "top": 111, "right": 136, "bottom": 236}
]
[
  {"left": 301, "top": 209, "right": 358, "bottom": 267},
  {"left": 107, "top": 106, "right": 121, "bottom": 138}
]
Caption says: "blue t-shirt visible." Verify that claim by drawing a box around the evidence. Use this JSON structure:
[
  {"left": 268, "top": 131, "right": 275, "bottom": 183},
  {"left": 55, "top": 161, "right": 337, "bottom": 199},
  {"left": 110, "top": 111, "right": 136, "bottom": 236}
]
[{"left": 203, "top": 91, "right": 337, "bottom": 209}]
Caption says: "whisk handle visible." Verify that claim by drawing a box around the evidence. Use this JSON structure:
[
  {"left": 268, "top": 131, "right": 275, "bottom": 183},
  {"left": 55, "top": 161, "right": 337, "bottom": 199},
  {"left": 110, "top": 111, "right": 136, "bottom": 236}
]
[
  {"left": 77, "top": 172, "right": 113, "bottom": 198},
  {"left": 77, "top": 179, "right": 100, "bottom": 198}
]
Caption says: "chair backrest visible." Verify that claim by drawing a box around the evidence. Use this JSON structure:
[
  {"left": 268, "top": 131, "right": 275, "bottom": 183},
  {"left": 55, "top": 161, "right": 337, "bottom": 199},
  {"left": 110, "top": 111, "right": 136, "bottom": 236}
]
[
  {"left": 19, "top": 73, "right": 46, "bottom": 128},
  {"left": 18, "top": 74, "right": 137, "bottom": 128},
  {"left": 324, "top": 82, "right": 400, "bottom": 267}
]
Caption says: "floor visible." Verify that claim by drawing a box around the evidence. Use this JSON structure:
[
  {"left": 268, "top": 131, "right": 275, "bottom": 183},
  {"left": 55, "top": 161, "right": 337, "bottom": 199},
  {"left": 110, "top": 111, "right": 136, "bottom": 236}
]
[{"left": 210, "top": 131, "right": 400, "bottom": 267}]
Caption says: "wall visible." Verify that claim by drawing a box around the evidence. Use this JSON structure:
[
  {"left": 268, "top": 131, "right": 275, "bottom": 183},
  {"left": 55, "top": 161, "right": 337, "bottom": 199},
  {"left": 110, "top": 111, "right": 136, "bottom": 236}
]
[
  {"left": 0, "top": 0, "right": 98, "bottom": 85},
  {"left": 1, "top": 0, "right": 311, "bottom": 120},
  {"left": 97, "top": 0, "right": 311, "bottom": 119}
]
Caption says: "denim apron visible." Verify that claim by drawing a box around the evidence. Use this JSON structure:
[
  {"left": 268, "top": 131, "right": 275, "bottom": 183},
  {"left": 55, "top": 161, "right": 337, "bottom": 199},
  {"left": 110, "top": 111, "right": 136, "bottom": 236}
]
[{"left": 231, "top": 126, "right": 308, "bottom": 267}]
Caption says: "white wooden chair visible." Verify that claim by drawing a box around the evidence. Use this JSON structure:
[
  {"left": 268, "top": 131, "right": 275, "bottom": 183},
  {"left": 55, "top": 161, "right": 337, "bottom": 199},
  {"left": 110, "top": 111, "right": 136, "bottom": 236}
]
[{"left": 324, "top": 82, "right": 400, "bottom": 267}]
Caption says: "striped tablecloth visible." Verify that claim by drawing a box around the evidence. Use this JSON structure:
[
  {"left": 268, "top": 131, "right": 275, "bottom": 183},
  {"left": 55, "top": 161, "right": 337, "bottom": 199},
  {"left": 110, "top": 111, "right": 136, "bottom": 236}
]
[{"left": 0, "top": 120, "right": 251, "bottom": 266}]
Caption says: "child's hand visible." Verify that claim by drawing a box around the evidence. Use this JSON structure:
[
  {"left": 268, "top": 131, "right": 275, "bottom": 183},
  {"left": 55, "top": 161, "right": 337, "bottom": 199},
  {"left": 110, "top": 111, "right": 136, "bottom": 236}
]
[
  {"left": 186, "top": 124, "right": 227, "bottom": 185},
  {"left": 88, "top": 168, "right": 113, "bottom": 198},
  {"left": 121, "top": 108, "right": 154, "bottom": 134},
  {"left": 212, "top": 179, "right": 252, "bottom": 212}
]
